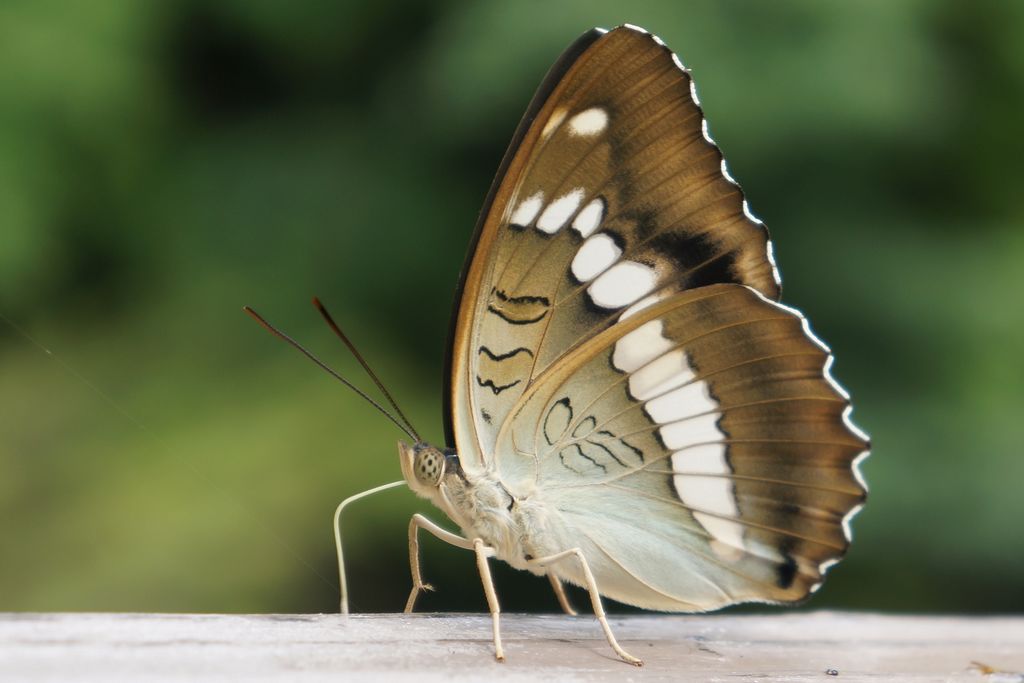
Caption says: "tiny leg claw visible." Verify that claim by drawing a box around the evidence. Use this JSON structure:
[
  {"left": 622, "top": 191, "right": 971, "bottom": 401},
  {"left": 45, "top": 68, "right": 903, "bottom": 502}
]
[
  {"left": 547, "top": 573, "right": 578, "bottom": 617},
  {"left": 403, "top": 582, "right": 435, "bottom": 613},
  {"left": 405, "top": 514, "right": 472, "bottom": 613},
  {"left": 528, "top": 548, "right": 644, "bottom": 666}
]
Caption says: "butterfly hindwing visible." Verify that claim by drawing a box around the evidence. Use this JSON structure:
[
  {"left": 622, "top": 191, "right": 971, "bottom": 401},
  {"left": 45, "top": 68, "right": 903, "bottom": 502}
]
[
  {"left": 447, "top": 26, "right": 780, "bottom": 465},
  {"left": 493, "top": 284, "right": 867, "bottom": 609}
]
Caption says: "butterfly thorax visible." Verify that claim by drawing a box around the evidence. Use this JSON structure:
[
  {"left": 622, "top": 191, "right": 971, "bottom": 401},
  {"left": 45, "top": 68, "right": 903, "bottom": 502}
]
[{"left": 398, "top": 440, "right": 554, "bottom": 572}]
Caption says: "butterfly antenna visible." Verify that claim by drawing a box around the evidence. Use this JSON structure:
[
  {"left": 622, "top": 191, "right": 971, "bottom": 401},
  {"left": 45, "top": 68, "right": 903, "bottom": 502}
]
[
  {"left": 243, "top": 306, "right": 418, "bottom": 442},
  {"left": 312, "top": 297, "right": 421, "bottom": 442}
]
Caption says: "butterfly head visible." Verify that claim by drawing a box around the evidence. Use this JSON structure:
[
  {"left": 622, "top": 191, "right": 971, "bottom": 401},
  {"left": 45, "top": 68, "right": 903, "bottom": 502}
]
[{"left": 399, "top": 441, "right": 453, "bottom": 496}]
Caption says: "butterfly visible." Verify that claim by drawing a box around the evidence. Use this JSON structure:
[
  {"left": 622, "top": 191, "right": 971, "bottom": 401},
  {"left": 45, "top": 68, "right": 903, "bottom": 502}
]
[{"left": 262, "top": 23, "right": 869, "bottom": 667}]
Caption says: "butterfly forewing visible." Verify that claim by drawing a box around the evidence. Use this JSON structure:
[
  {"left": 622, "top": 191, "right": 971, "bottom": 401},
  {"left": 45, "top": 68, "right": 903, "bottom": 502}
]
[{"left": 449, "top": 26, "right": 781, "bottom": 464}]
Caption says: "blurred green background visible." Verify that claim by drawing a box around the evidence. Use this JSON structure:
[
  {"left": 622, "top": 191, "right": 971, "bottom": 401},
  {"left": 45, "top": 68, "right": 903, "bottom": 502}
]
[{"left": 2, "top": 0, "right": 1022, "bottom": 615}]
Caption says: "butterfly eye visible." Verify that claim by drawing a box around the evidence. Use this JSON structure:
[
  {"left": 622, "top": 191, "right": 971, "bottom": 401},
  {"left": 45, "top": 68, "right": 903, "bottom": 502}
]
[{"left": 414, "top": 448, "right": 445, "bottom": 486}]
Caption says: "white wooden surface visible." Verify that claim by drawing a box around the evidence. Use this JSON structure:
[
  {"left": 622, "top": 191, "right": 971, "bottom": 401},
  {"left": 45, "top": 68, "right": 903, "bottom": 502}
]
[{"left": 1, "top": 611, "right": 1022, "bottom": 682}]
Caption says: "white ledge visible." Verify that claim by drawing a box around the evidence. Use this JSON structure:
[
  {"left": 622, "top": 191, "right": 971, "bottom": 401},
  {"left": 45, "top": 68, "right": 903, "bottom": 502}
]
[{"left": 2, "top": 611, "right": 1023, "bottom": 681}]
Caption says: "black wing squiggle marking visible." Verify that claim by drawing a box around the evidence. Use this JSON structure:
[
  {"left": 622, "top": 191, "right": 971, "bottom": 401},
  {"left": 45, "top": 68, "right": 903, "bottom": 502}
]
[
  {"left": 493, "top": 289, "right": 550, "bottom": 305},
  {"left": 598, "top": 429, "right": 645, "bottom": 463},
  {"left": 487, "top": 306, "right": 547, "bottom": 325},
  {"left": 557, "top": 423, "right": 646, "bottom": 475},
  {"left": 487, "top": 288, "right": 550, "bottom": 324},
  {"left": 571, "top": 415, "right": 597, "bottom": 438},
  {"left": 588, "top": 440, "right": 627, "bottom": 468},
  {"left": 559, "top": 452, "right": 583, "bottom": 475},
  {"left": 571, "top": 444, "right": 607, "bottom": 472},
  {"left": 544, "top": 397, "right": 574, "bottom": 446},
  {"left": 475, "top": 376, "right": 522, "bottom": 395},
  {"left": 479, "top": 346, "right": 534, "bottom": 361}
]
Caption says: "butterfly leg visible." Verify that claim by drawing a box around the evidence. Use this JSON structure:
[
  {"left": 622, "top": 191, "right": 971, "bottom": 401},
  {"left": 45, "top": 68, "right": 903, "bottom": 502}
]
[
  {"left": 472, "top": 538, "right": 505, "bottom": 662},
  {"left": 404, "top": 513, "right": 473, "bottom": 613},
  {"left": 527, "top": 549, "right": 643, "bottom": 666},
  {"left": 403, "top": 517, "right": 505, "bottom": 662},
  {"left": 547, "top": 573, "right": 578, "bottom": 616}
]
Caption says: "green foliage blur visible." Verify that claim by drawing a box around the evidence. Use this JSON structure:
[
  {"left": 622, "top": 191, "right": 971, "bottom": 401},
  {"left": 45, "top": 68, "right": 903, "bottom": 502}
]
[{"left": 2, "top": 1, "right": 1022, "bottom": 615}]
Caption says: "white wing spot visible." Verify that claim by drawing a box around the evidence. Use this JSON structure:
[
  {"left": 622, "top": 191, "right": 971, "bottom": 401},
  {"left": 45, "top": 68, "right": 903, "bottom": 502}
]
[
  {"left": 619, "top": 320, "right": 738, "bottom": 553},
  {"left": 612, "top": 320, "right": 673, "bottom": 373},
  {"left": 628, "top": 350, "right": 695, "bottom": 401},
  {"left": 644, "top": 381, "right": 718, "bottom": 424},
  {"left": 571, "top": 198, "right": 605, "bottom": 238},
  {"left": 765, "top": 239, "right": 782, "bottom": 288},
  {"left": 619, "top": 292, "right": 665, "bottom": 320},
  {"left": 701, "top": 118, "right": 715, "bottom": 145},
  {"left": 536, "top": 188, "right": 584, "bottom": 234},
  {"left": 587, "top": 260, "right": 656, "bottom": 309},
  {"left": 819, "top": 558, "right": 840, "bottom": 574},
  {"left": 742, "top": 199, "right": 763, "bottom": 225},
  {"left": 698, "top": 516, "right": 745, "bottom": 559},
  {"left": 672, "top": 443, "right": 731, "bottom": 477},
  {"left": 568, "top": 107, "right": 608, "bottom": 136},
  {"left": 720, "top": 159, "right": 737, "bottom": 184},
  {"left": 509, "top": 191, "right": 544, "bottom": 228},
  {"left": 571, "top": 233, "right": 620, "bottom": 282},
  {"left": 607, "top": 292, "right": 741, "bottom": 546},
  {"left": 672, "top": 444, "right": 743, "bottom": 552},
  {"left": 660, "top": 412, "right": 724, "bottom": 449}
]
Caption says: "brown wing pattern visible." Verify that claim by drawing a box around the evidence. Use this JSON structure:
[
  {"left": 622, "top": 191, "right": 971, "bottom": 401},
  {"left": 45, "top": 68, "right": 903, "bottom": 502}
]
[
  {"left": 493, "top": 285, "right": 868, "bottom": 609},
  {"left": 448, "top": 26, "right": 780, "bottom": 464}
]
